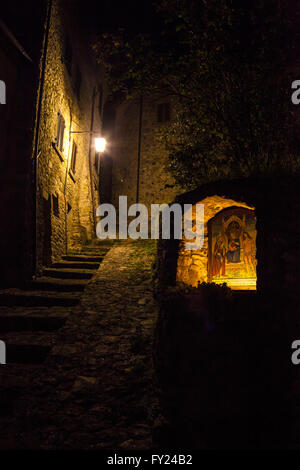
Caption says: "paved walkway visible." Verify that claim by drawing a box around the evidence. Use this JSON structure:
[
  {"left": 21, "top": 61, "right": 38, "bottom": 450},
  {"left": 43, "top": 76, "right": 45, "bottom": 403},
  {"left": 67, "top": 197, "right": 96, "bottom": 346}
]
[{"left": 0, "top": 240, "right": 159, "bottom": 449}]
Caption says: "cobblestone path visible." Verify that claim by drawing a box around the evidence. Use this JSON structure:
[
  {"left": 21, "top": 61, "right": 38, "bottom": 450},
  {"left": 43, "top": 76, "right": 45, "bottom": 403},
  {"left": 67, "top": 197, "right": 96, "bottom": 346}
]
[{"left": 0, "top": 240, "right": 159, "bottom": 449}]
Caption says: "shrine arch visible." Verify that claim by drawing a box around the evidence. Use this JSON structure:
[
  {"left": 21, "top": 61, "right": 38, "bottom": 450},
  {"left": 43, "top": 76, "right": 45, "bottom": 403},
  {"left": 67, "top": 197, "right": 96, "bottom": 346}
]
[{"left": 176, "top": 196, "right": 257, "bottom": 290}]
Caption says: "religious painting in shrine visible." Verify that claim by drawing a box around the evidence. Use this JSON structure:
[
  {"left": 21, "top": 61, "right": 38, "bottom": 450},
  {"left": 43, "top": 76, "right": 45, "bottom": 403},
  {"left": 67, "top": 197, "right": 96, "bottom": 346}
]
[{"left": 208, "top": 207, "right": 257, "bottom": 290}]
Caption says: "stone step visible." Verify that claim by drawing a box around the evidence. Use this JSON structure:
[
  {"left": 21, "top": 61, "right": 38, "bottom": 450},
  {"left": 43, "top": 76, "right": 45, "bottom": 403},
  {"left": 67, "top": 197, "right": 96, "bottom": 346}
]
[
  {"left": 0, "top": 386, "right": 19, "bottom": 417},
  {"left": 52, "top": 260, "right": 100, "bottom": 270},
  {"left": 6, "top": 343, "right": 52, "bottom": 364},
  {"left": 62, "top": 254, "right": 104, "bottom": 263},
  {"left": 0, "top": 305, "right": 72, "bottom": 316},
  {"left": 43, "top": 267, "right": 94, "bottom": 280},
  {"left": 0, "top": 290, "right": 80, "bottom": 307},
  {"left": 68, "top": 251, "right": 107, "bottom": 258},
  {"left": 22, "top": 277, "right": 87, "bottom": 292},
  {"left": 0, "top": 367, "right": 36, "bottom": 417},
  {"left": 0, "top": 333, "right": 55, "bottom": 365},
  {"left": 68, "top": 247, "right": 107, "bottom": 251},
  {"left": 0, "top": 314, "right": 67, "bottom": 332},
  {"left": 90, "top": 239, "right": 116, "bottom": 247},
  {"left": 70, "top": 246, "right": 110, "bottom": 253}
]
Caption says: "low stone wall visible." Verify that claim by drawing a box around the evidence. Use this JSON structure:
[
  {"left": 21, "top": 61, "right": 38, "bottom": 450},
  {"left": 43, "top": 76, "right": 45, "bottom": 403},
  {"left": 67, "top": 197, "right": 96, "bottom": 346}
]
[
  {"left": 153, "top": 285, "right": 294, "bottom": 449},
  {"left": 154, "top": 176, "right": 300, "bottom": 448}
]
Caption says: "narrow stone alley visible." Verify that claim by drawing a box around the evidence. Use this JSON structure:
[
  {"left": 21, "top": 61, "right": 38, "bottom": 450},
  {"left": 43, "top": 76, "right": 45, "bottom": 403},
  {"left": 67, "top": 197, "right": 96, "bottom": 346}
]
[{"left": 0, "top": 240, "right": 159, "bottom": 450}]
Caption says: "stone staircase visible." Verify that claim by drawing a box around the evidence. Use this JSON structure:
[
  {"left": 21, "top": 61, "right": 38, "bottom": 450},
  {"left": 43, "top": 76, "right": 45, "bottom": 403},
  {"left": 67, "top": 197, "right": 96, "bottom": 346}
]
[{"left": 0, "top": 243, "right": 111, "bottom": 441}]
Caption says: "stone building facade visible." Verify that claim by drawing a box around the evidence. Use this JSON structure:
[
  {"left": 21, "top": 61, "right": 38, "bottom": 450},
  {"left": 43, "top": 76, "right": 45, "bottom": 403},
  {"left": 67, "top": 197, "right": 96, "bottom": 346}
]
[
  {"left": 109, "top": 94, "right": 179, "bottom": 212},
  {"left": 35, "top": 0, "right": 104, "bottom": 273},
  {"left": 0, "top": 0, "right": 105, "bottom": 284}
]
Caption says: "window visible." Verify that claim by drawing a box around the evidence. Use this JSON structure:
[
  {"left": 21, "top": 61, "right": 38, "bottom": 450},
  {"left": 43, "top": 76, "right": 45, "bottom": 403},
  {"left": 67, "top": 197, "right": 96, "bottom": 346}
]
[
  {"left": 56, "top": 112, "right": 65, "bottom": 152},
  {"left": 74, "top": 66, "right": 82, "bottom": 99},
  {"left": 63, "top": 37, "right": 72, "bottom": 74},
  {"left": 157, "top": 102, "right": 171, "bottom": 123},
  {"left": 70, "top": 140, "right": 77, "bottom": 174},
  {"left": 52, "top": 194, "right": 59, "bottom": 218}
]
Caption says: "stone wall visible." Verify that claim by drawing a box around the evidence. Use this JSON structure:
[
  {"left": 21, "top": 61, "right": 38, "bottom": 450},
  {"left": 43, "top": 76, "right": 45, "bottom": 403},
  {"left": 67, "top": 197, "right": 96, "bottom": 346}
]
[
  {"left": 111, "top": 95, "right": 180, "bottom": 213},
  {"left": 154, "top": 176, "right": 300, "bottom": 449},
  {"left": 35, "top": 0, "right": 103, "bottom": 272},
  {"left": 0, "top": 1, "right": 47, "bottom": 284}
]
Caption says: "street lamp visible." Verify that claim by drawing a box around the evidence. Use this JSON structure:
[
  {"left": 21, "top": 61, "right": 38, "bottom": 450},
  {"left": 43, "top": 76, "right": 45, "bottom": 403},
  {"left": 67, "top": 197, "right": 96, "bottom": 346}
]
[
  {"left": 95, "top": 137, "right": 106, "bottom": 153},
  {"left": 70, "top": 131, "right": 107, "bottom": 153}
]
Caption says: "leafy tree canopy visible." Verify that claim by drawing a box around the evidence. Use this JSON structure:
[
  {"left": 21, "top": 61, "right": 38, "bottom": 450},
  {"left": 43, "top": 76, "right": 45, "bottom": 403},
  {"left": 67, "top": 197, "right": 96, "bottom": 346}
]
[{"left": 94, "top": 0, "right": 300, "bottom": 189}]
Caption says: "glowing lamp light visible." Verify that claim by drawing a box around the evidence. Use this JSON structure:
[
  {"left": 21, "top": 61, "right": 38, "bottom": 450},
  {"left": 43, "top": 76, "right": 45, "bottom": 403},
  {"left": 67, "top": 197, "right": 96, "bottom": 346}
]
[{"left": 95, "top": 137, "right": 106, "bottom": 153}]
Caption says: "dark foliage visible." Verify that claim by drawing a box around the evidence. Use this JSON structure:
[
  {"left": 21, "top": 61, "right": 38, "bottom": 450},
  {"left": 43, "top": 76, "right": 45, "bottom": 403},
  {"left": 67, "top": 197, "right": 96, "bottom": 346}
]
[{"left": 94, "top": 0, "right": 300, "bottom": 189}]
